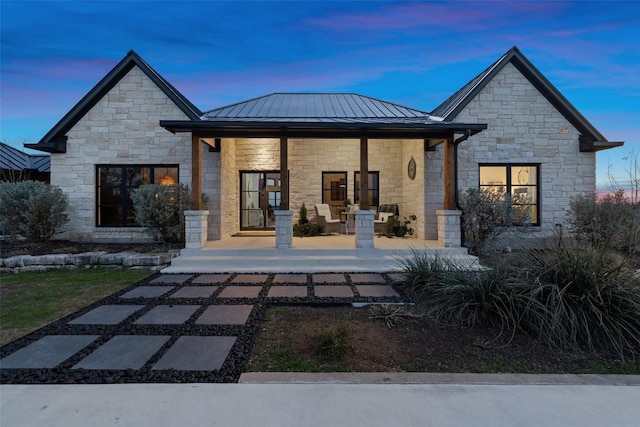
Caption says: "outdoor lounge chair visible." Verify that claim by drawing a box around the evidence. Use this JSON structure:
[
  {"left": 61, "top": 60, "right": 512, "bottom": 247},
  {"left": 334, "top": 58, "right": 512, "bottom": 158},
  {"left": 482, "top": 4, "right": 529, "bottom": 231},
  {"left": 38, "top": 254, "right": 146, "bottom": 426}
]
[
  {"left": 374, "top": 212, "right": 394, "bottom": 234},
  {"left": 314, "top": 203, "right": 342, "bottom": 234}
]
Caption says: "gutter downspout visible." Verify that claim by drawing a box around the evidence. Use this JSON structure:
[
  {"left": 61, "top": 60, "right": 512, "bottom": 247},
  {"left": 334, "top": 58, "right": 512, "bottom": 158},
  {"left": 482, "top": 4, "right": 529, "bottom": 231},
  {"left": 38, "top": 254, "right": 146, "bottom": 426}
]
[{"left": 453, "top": 129, "right": 472, "bottom": 249}]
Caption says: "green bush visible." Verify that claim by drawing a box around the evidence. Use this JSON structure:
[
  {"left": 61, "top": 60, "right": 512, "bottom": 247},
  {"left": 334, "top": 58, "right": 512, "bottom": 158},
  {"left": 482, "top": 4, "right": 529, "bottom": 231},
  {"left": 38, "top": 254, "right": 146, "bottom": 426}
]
[
  {"left": 293, "top": 222, "right": 322, "bottom": 237},
  {"left": 0, "top": 181, "right": 68, "bottom": 241},
  {"left": 459, "top": 188, "right": 530, "bottom": 254},
  {"left": 568, "top": 190, "right": 639, "bottom": 252},
  {"left": 130, "top": 183, "right": 191, "bottom": 242},
  {"left": 396, "top": 246, "right": 640, "bottom": 359}
]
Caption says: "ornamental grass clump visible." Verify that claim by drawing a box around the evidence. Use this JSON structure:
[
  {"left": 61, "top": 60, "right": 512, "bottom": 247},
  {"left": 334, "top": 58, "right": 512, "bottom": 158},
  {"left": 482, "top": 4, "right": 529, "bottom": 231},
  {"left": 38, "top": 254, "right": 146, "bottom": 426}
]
[
  {"left": 397, "top": 246, "right": 640, "bottom": 359},
  {"left": 516, "top": 246, "right": 640, "bottom": 359}
]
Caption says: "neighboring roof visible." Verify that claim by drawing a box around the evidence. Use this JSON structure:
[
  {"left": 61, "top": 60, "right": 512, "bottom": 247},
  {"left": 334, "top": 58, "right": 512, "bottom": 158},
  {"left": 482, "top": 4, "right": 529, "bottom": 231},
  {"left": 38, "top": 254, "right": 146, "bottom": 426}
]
[
  {"left": 431, "top": 46, "right": 623, "bottom": 152},
  {"left": 163, "top": 92, "right": 486, "bottom": 139},
  {"left": 26, "top": 50, "right": 202, "bottom": 153},
  {"left": 0, "top": 142, "right": 50, "bottom": 172},
  {"left": 203, "top": 93, "right": 439, "bottom": 121}
]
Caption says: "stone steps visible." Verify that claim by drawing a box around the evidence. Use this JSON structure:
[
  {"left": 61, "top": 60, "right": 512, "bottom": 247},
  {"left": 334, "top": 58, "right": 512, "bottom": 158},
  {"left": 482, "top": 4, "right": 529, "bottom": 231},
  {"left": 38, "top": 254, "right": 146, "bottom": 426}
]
[{"left": 163, "top": 247, "right": 480, "bottom": 273}]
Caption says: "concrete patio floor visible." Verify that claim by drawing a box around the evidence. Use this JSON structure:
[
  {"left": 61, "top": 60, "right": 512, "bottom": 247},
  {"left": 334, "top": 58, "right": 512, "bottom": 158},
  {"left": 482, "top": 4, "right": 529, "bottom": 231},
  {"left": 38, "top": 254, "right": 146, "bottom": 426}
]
[{"left": 163, "top": 236, "right": 479, "bottom": 273}]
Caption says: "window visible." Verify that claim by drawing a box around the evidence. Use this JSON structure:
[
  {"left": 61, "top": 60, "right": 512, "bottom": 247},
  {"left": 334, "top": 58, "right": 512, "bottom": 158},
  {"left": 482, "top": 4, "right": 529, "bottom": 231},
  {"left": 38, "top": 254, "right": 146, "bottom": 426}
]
[
  {"left": 479, "top": 164, "right": 539, "bottom": 225},
  {"left": 354, "top": 171, "right": 379, "bottom": 209},
  {"left": 96, "top": 165, "right": 178, "bottom": 226},
  {"left": 322, "top": 171, "right": 347, "bottom": 217}
]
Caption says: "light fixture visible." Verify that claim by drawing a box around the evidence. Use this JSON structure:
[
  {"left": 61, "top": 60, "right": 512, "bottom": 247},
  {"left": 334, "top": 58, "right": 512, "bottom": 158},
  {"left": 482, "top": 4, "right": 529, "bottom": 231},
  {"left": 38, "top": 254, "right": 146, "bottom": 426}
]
[{"left": 159, "top": 174, "right": 176, "bottom": 186}]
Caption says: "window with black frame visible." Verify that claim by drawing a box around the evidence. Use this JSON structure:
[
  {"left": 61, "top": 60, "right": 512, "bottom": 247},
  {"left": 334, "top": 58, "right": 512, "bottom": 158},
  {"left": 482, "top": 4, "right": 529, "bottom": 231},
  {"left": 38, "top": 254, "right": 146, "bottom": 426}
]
[
  {"left": 354, "top": 171, "right": 379, "bottom": 209},
  {"left": 479, "top": 164, "right": 539, "bottom": 225},
  {"left": 96, "top": 165, "right": 178, "bottom": 226},
  {"left": 322, "top": 171, "right": 347, "bottom": 217}
]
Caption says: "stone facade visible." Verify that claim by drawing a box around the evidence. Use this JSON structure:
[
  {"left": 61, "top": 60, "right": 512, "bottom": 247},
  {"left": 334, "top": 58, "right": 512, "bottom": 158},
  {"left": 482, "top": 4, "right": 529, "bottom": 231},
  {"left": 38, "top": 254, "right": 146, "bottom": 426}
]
[
  {"left": 425, "top": 62, "right": 596, "bottom": 241},
  {"left": 50, "top": 66, "right": 193, "bottom": 242}
]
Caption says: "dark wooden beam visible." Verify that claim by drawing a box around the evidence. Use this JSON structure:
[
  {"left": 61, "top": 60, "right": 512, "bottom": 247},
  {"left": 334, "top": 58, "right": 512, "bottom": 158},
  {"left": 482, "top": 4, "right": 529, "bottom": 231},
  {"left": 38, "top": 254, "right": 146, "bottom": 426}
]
[
  {"left": 280, "top": 136, "right": 289, "bottom": 210},
  {"left": 191, "top": 133, "right": 202, "bottom": 210},
  {"left": 360, "top": 137, "right": 369, "bottom": 210},
  {"left": 443, "top": 136, "right": 456, "bottom": 210}
]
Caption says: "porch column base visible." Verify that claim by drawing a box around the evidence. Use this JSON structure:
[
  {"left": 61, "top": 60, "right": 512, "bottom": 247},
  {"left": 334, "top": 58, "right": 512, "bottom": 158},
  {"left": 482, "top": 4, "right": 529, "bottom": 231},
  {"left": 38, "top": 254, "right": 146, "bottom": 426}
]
[
  {"left": 184, "top": 210, "right": 209, "bottom": 249},
  {"left": 437, "top": 209, "right": 462, "bottom": 248},
  {"left": 355, "top": 210, "right": 375, "bottom": 249},
  {"left": 275, "top": 210, "right": 293, "bottom": 249}
]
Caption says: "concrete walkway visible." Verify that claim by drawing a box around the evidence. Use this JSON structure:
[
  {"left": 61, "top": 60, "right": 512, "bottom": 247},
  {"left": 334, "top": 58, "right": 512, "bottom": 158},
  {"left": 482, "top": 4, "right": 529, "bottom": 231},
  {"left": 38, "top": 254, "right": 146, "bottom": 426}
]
[{"left": 2, "top": 379, "right": 640, "bottom": 427}]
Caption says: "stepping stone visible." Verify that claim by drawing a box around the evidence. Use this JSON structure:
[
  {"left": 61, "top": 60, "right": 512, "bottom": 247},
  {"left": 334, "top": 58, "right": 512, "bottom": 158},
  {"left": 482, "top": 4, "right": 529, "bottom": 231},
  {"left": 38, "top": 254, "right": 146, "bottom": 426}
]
[
  {"left": 0, "top": 335, "right": 100, "bottom": 369},
  {"left": 356, "top": 285, "right": 400, "bottom": 298},
  {"left": 387, "top": 273, "right": 404, "bottom": 282},
  {"left": 312, "top": 273, "right": 346, "bottom": 283},
  {"left": 170, "top": 286, "right": 218, "bottom": 299},
  {"left": 314, "top": 286, "right": 354, "bottom": 298},
  {"left": 152, "top": 336, "right": 236, "bottom": 371},
  {"left": 133, "top": 305, "right": 199, "bottom": 325},
  {"left": 196, "top": 305, "right": 253, "bottom": 325},
  {"left": 231, "top": 274, "right": 269, "bottom": 284},
  {"left": 73, "top": 335, "right": 170, "bottom": 370},
  {"left": 120, "top": 286, "right": 174, "bottom": 299},
  {"left": 149, "top": 274, "right": 192, "bottom": 284},
  {"left": 349, "top": 273, "right": 387, "bottom": 284},
  {"left": 267, "top": 286, "right": 307, "bottom": 298},
  {"left": 273, "top": 274, "right": 308, "bottom": 284},
  {"left": 69, "top": 305, "right": 145, "bottom": 325},
  {"left": 218, "top": 286, "right": 262, "bottom": 298},
  {"left": 192, "top": 274, "right": 231, "bottom": 284}
]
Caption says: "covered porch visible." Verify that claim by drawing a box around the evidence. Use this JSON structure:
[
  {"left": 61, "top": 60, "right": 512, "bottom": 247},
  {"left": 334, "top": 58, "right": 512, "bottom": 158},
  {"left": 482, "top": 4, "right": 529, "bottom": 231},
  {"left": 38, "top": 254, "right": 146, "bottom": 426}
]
[{"left": 160, "top": 93, "right": 486, "bottom": 253}]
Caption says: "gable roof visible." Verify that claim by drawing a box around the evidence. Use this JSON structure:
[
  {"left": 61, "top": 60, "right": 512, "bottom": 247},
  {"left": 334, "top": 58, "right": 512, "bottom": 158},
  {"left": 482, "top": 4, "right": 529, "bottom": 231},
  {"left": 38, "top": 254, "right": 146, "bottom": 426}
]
[
  {"left": 26, "top": 50, "right": 202, "bottom": 153},
  {"left": 202, "top": 93, "right": 440, "bottom": 123},
  {"left": 1, "top": 142, "right": 50, "bottom": 172},
  {"left": 431, "top": 46, "right": 623, "bottom": 152}
]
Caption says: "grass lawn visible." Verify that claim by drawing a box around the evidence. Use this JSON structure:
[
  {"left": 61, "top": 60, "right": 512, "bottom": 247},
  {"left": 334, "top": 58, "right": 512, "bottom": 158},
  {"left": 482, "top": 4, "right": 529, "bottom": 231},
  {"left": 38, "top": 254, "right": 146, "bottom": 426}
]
[{"left": 0, "top": 268, "right": 151, "bottom": 346}]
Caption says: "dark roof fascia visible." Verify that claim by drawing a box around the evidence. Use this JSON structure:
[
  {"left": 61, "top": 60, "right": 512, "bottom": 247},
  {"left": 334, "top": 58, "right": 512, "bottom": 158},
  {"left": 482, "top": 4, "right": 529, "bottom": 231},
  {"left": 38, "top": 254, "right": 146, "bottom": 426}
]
[
  {"left": 160, "top": 119, "right": 486, "bottom": 139},
  {"left": 433, "top": 46, "right": 621, "bottom": 150},
  {"left": 579, "top": 136, "right": 624, "bottom": 152},
  {"left": 29, "top": 50, "right": 202, "bottom": 153}
]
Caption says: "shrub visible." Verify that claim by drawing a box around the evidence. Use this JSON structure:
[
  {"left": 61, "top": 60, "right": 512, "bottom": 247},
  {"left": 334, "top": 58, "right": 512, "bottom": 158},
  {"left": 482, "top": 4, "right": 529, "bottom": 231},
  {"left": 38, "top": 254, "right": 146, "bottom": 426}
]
[
  {"left": 293, "top": 222, "right": 322, "bottom": 237},
  {"left": 130, "top": 183, "right": 191, "bottom": 242},
  {"left": 459, "top": 188, "right": 530, "bottom": 254},
  {"left": 383, "top": 215, "right": 416, "bottom": 238},
  {"left": 298, "top": 203, "right": 308, "bottom": 225},
  {"left": 568, "top": 190, "right": 639, "bottom": 252},
  {"left": 0, "top": 180, "right": 68, "bottom": 241},
  {"left": 396, "top": 246, "right": 640, "bottom": 359}
]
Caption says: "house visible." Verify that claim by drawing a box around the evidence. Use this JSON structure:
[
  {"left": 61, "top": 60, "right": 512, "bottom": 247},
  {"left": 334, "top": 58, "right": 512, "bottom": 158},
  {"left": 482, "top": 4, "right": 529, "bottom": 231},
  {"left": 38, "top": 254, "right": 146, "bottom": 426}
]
[
  {"left": 0, "top": 142, "right": 50, "bottom": 183},
  {"left": 25, "top": 47, "right": 623, "bottom": 248}
]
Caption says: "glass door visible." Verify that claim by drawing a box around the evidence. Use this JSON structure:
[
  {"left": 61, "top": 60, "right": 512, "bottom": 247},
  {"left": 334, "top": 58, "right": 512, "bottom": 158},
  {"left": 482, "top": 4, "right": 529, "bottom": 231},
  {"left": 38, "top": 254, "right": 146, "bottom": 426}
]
[{"left": 240, "top": 171, "right": 281, "bottom": 230}]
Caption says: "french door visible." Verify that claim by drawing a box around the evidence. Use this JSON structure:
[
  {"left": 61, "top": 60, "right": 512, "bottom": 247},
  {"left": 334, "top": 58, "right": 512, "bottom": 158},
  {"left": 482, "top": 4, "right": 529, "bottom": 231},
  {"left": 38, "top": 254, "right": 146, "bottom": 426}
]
[{"left": 240, "top": 171, "right": 281, "bottom": 230}]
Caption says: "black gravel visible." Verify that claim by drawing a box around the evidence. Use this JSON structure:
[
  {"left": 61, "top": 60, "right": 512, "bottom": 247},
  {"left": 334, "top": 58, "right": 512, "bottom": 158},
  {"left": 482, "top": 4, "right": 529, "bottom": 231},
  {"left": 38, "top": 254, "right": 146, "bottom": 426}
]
[{"left": 0, "top": 272, "right": 405, "bottom": 384}]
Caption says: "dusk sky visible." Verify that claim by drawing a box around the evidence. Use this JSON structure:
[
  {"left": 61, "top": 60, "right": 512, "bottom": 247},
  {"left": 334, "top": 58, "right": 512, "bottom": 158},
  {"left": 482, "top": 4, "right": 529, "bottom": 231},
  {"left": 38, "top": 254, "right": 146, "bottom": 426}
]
[{"left": 1, "top": 1, "right": 638, "bottom": 189}]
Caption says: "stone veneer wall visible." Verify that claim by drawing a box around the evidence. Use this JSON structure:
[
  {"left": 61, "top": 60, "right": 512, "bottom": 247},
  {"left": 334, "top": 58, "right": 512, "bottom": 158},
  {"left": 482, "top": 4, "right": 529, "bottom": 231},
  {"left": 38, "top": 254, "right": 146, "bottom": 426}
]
[
  {"left": 216, "top": 138, "right": 424, "bottom": 236},
  {"left": 425, "top": 62, "right": 596, "bottom": 241},
  {"left": 50, "top": 66, "right": 192, "bottom": 242},
  {"left": 402, "top": 139, "right": 425, "bottom": 238}
]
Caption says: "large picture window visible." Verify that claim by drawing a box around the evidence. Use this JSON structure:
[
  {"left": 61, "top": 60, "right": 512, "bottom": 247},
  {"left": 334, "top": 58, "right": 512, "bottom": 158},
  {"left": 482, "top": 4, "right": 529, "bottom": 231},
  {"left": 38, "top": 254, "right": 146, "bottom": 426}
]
[
  {"left": 96, "top": 165, "right": 179, "bottom": 226},
  {"left": 479, "top": 164, "right": 539, "bottom": 225},
  {"left": 354, "top": 171, "right": 379, "bottom": 209}
]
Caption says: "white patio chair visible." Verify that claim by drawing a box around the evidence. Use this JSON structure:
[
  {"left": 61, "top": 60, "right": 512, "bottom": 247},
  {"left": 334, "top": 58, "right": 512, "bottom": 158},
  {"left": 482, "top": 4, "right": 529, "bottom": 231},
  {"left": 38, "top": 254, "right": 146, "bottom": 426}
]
[{"left": 314, "top": 204, "right": 342, "bottom": 234}]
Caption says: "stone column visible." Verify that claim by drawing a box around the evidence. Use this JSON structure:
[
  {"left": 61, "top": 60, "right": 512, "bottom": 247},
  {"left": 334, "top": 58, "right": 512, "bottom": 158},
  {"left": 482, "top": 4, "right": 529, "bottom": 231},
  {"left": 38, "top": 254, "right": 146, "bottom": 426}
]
[
  {"left": 355, "top": 209, "right": 375, "bottom": 249},
  {"left": 437, "top": 209, "right": 462, "bottom": 248},
  {"left": 184, "top": 210, "right": 209, "bottom": 249},
  {"left": 275, "top": 210, "right": 293, "bottom": 249}
]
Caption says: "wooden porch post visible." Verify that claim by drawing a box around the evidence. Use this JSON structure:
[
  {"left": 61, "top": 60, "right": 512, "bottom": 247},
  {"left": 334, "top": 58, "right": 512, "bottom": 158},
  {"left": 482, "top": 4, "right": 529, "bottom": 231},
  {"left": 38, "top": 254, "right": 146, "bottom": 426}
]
[
  {"left": 280, "top": 135, "right": 289, "bottom": 210},
  {"left": 191, "top": 134, "right": 202, "bottom": 210},
  {"left": 359, "top": 137, "right": 369, "bottom": 210},
  {"left": 443, "top": 136, "right": 456, "bottom": 210}
]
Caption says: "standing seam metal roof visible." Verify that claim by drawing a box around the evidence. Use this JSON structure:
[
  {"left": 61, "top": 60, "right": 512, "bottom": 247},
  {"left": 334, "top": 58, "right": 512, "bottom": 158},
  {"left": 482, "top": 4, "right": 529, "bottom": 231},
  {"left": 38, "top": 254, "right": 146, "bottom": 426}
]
[{"left": 202, "top": 93, "right": 435, "bottom": 120}]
